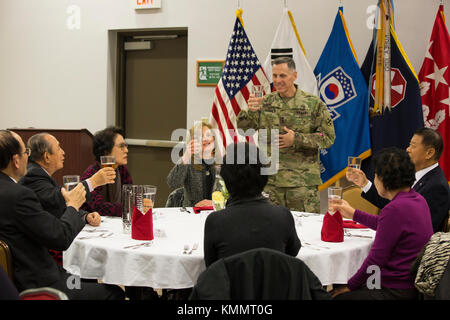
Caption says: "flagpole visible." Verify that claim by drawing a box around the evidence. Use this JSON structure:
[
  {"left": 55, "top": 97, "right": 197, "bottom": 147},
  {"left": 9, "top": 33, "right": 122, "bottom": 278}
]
[{"left": 383, "top": 0, "right": 392, "bottom": 112}]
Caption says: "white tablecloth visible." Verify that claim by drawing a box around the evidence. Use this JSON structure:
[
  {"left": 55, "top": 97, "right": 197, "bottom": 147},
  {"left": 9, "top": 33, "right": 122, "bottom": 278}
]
[{"left": 63, "top": 208, "right": 374, "bottom": 288}]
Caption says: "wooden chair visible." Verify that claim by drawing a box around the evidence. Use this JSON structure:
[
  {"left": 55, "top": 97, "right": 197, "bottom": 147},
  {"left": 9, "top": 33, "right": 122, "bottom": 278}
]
[
  {"left": 342, "top": 185, "right": 380, "bottom": 216},
  {"left": 0, "top": 240, "right": 13, "bottom": 280}
]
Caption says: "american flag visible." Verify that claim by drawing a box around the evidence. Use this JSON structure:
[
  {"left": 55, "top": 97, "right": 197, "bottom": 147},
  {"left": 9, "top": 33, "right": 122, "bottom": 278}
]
[{"left": 209, "top": 16, "right": 270, "bottom": 151}]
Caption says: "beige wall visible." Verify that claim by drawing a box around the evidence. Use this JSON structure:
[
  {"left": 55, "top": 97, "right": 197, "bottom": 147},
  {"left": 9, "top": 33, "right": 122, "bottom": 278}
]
[{"left": 0, "top": 0, "right": 444, "bottom": 134}]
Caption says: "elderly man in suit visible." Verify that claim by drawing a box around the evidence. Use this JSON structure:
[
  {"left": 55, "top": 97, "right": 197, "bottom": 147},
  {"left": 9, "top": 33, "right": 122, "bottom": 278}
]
[
  {"left": 0, "top": 130, "right": 124, "bottom": 299},
  {"left": 19, "top": 132, "right": 116, "bottom": 265},
  {"left": 347, "top": 128, "right": 450, "bottom": 233},
  {"left": 19, "top": 133, "right": 115, "bottom": 222}
]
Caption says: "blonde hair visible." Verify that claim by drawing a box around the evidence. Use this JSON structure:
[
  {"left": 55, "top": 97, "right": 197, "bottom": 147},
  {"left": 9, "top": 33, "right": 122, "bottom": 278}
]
[{"left": 187, "top": 121, "right": 216, "bottom": 170}]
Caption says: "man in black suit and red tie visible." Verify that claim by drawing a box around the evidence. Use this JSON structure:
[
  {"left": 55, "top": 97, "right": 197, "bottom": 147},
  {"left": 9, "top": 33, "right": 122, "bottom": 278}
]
[
  {"left": 0, "top": 130, "right": 124, "bottom": 299},
  {"left": 347, "top": 128, "right": 450, "bottom": 233}
]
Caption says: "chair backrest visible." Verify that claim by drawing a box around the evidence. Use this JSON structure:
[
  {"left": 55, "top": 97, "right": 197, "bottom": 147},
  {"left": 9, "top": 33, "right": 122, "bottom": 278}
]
[
  {"left": 19, "top": 287, "right": 69, "bottom": 300},
  {"left": 443, "top": 210, "right": 450, "bottom": 233},
  {"left": 190, "top": 248, "right": 331, "bottom": 300},
  {"left": 0, "top": 239, "right": 13, "bottom": 280},
  {"left": 342, "top": 185, "right": 380, "bottom": 215},
  {"left": 414, "top": 233, "right": 450, "bottom": 300},
  {"left": 165, "top": 187, "right": 184, "bottom": 207}
]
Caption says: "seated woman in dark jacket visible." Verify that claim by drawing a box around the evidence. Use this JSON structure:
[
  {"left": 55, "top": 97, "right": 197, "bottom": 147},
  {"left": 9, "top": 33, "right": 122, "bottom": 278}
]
[
  {"left": 203, "top": 142, "right": 301, "bottom": 267},
  {"left": 81, "top": 126, "right": 133, "bottom": 217},
  {"left": 331, "top": 148, "right": 433, "bottom": 300}
]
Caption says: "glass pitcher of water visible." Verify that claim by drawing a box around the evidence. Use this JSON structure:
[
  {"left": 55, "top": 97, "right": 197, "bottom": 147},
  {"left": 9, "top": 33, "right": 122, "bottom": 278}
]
[{"left": 122, "top": 185, "right": 157, "bottom": 233}]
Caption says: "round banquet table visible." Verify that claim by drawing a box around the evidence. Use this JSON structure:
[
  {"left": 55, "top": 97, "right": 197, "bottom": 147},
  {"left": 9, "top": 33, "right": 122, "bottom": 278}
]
[{"left": 63, "top": 208, "right": 375, "bottom": 289}]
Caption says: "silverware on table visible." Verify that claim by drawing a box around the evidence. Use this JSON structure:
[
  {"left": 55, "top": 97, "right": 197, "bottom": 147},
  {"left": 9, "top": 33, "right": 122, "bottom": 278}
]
[
  {"left": 344, "top": 231, "right": 373, "bottom": 239},
  {"left": 78, "top": 232, "right": 113, "bottom": 240},
  {"left": 81, "top": 229, "right": 109, "bottom": 233},
  {"left": 188, "top": 243, "right": 199, "bottom": 254},
  {"left": 180, "top": 207, "right": 192, "bottom": 214},
  {"left": 123, "top": 242, "right": 153, "bottom": 249}
]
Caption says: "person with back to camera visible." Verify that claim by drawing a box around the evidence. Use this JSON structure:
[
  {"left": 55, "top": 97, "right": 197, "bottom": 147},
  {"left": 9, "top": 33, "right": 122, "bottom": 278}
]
[
  {"left": 331, "top": 147, "right": 433, "bottom": 300},
  {"left": 167, "top": 121, "right": 217, "bottom": 208},
  {"left": 203, "top": 142, "right": 301, "bottom": 267}
]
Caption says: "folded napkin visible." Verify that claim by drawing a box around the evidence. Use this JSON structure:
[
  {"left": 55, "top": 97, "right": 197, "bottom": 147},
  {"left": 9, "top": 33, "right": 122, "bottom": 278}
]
[
  {"left": 321, "top": 211, "right": 344, "bottom": 243},
  {"left": 343, "top": 220, "right": 368, "bottom": 229},
  {"left": 193, "top": 206, "right": 214, "bottom": 214},
  {"left": 131, "top": 206, "right": 154, "bottom": 241}
]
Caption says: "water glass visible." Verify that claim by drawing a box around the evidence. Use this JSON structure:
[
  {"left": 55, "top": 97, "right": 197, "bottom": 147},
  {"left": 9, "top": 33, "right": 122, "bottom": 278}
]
[
  {"left": 348, "top": 156, "right": 362, "bottom": 170},
  {"left": 63, "top": 175, "right": 80, "bottom": 191},
  {"left": 251, "top": 85, "right": 264, "bottom": 98},
  {"left": 328, "top": 186, "right": 343, "bottom": 215},
  {"left": 142, "top": 185, "right": 157, "bottom": 215}
]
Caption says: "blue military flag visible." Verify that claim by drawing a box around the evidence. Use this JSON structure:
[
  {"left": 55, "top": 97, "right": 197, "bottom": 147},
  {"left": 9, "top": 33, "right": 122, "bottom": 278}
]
[
  {"left": 361, "top": 0, "right": 424, "bottom": 178},
  {"left": 314, "top": 7, "right": 371, "bottom": 190}
]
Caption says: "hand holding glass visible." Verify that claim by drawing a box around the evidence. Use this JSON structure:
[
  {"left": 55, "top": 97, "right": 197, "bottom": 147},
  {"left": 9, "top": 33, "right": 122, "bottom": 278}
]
[
  {"left": 63, "top": 175, "right": 80, "bottom": 191},
  {"left": 328, "top": 187, "right": 343, "bottom": 215}
]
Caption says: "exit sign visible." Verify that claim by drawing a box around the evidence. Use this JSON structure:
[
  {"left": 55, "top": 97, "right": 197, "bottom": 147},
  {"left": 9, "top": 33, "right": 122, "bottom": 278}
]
[{"left": 134, "top": 0, "right": 161, "bottom": 10}]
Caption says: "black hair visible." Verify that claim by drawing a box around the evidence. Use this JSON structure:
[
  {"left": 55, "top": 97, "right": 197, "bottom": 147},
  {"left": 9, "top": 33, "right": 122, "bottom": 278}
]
[
  {"left": 413, "top": 127, "right": 443, "bottom": 161},
  {"left": 373, "top": 147, "right": 416, "bottom": 191},
  {"left": 27, "top": 133, "right": 53, "bottom": 162},
  {"left": 0, "top": 130, "right": 22, "bottom": 170},
  {"left": 220, "top": 142, "right": 269, "bottom": 199},
  {"left": 92, "top": 126, "right": 124, "bottom": 162}
]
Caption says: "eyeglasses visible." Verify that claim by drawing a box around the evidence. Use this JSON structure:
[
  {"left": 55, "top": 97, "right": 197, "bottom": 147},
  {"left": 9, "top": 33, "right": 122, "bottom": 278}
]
[
  {"left": 115, "top": 143, "right": 128, "bottom": 150},
  {"left": 23, "top": 148, "right": 31, "bottom": 156}
]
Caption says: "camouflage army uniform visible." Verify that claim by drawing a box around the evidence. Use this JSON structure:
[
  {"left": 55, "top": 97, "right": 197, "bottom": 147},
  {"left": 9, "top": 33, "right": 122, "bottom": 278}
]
[{"left": 236, "top": 88, "right": 335, "bottom": 212}]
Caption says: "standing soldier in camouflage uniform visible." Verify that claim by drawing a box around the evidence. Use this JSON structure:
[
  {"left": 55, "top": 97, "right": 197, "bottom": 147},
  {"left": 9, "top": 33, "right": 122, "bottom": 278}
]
[{"left": 236, "top": 57, "right": 335, "bottom": 212}]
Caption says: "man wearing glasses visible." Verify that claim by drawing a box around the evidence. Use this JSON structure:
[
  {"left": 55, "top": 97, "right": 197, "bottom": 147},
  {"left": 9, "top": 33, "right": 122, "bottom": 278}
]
[
  {"left": 0, "top": 130, "right": 124, "bottom": 299},
  {"left": 19, "top": 132, "right": 116, "bottom": 265}
]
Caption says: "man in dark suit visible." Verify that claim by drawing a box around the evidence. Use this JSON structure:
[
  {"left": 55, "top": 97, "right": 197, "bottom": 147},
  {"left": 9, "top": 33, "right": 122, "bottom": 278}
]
[
  {"left": 19, "top": 133, "right": 116, "bottom": 265},
  {"left": 0, "top": 130, "right": 124, "bottom": 299},
  {"left": 19, "top": 133, "right": 115, "bottom": 221},
  {"left": 347, "top": 128, "right": 450, "bottom": 233}
]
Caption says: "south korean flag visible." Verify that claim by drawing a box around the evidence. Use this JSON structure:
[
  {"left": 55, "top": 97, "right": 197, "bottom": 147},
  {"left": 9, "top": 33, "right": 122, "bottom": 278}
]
[{"left": 318, "top": 66, "right": 357, "bottom": 120}]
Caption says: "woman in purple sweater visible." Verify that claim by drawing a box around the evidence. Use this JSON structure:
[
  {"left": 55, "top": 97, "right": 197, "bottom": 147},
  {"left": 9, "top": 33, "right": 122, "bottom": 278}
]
[{"left": 331, "top": 148, "right": 433, "bottom": 300}]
